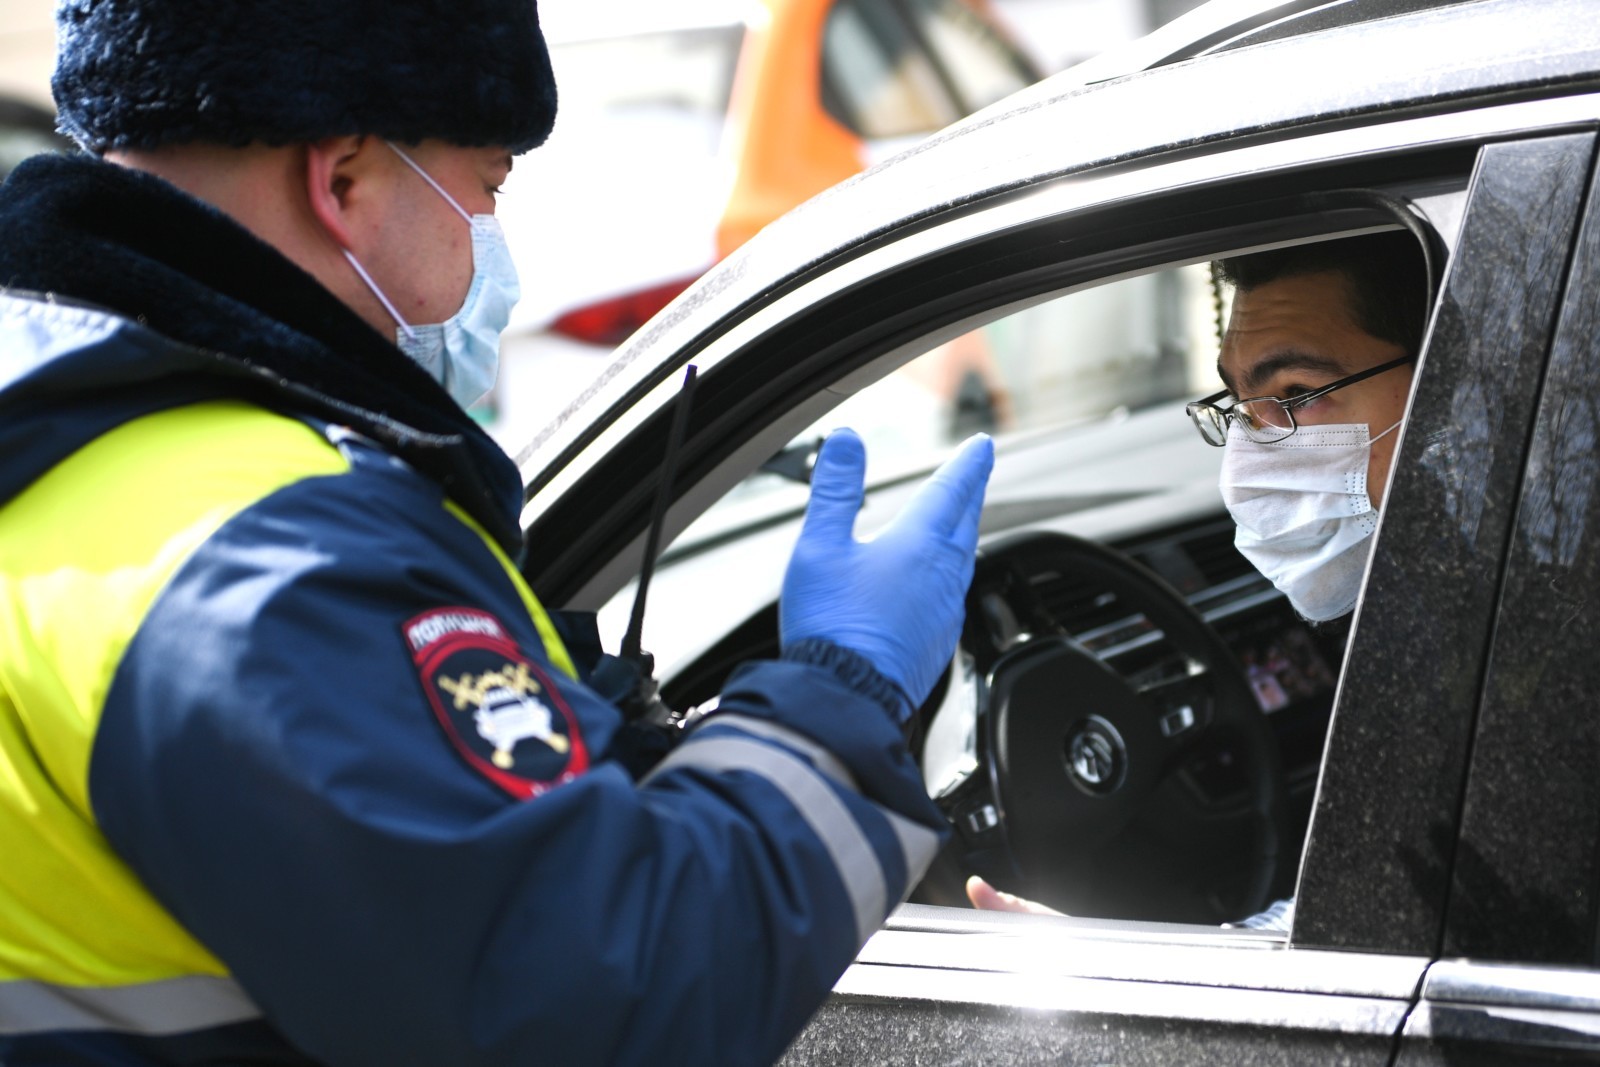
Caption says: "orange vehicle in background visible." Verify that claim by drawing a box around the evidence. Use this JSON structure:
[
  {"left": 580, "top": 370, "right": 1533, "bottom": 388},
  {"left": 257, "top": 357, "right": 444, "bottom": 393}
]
[
  {"left": 492, "top": 0, "right": 1039, "bottom": 445},
  {"left": 716, "top": 0, "right": 1035, "bottom": 257}
]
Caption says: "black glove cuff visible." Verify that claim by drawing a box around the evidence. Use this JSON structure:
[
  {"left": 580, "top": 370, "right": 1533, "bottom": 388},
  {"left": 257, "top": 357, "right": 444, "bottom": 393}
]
[{"left": 782, "top": 639, "right": 916, "bottom": 722}]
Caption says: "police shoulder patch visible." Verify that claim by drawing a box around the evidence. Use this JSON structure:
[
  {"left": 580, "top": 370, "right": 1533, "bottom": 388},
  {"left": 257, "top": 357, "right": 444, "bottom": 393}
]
[{"left": 403, "top": 607, "right": 589, "bottom": 799}]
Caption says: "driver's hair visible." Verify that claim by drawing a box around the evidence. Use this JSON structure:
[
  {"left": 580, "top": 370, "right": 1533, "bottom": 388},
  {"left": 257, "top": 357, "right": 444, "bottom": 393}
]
[{"left": 1212, "top": 231, "right": 1429, "bottom": 358}]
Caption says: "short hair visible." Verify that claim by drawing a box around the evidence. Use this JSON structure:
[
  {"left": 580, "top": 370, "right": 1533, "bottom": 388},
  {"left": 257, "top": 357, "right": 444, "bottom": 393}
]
[{"left": 1212, "top": 231, "right": 1430, "bottom": 358}]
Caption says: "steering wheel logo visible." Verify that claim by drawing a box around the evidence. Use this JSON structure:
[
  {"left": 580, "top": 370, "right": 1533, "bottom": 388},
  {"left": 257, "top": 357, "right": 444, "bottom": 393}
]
[{"left": 1065, "top": 716, "right": 1126, "bottom": 796}]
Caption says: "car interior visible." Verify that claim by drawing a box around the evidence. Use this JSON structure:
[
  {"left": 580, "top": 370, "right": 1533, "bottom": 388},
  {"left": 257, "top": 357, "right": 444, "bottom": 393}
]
[{"left": 529, "top": 162, "right": 1468, "bottom": 933}]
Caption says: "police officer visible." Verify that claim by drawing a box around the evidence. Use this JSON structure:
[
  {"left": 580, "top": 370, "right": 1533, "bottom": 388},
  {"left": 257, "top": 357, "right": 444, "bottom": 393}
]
[{"left": 0, "top": 2, "right": 993, "bottom": 1064}]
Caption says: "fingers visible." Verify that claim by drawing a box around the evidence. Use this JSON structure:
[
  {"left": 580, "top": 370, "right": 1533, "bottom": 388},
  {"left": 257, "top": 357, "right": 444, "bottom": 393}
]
[
  {"left": 798, "top": 429, "right": 867, "bottom": 544},
  {"left": 900, "top": 434, "right": 994, "bottom": 541},
  {"left": 949, "top": 436, "right": 992, "bottom": 554},
  {"left": 965, "top": 875, "right": 1064, "bottom": 916}
]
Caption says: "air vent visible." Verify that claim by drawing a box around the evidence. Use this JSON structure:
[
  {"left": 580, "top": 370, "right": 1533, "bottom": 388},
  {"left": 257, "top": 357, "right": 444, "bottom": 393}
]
[
  {"left": 1121, "top": 517, "right": 1260, "bottom": 595},
  {"left": 1180, "top": 523, "right": 1259, "bottom": 588},
  {"left": 1030, "top": 572, "right": 1153, "bottom": 650},
  {"left": 1025, "top": 520, "right": 1265, "bottom": 650}
]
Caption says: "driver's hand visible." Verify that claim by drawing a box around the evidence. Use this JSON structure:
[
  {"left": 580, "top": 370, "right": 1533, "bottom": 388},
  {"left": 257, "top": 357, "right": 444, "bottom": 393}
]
[{"left": 965, "top": 876, "right": 1064, "bottom": 916}]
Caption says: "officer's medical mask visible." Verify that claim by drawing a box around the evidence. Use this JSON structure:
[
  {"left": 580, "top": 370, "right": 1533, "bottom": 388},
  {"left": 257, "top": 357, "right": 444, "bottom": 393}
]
[
  {"left": 1219, "top": 418, "right": 1402, "bottom": 622},
  {"left": 342, "top": 142, "right": 520, "bottom": 410}
]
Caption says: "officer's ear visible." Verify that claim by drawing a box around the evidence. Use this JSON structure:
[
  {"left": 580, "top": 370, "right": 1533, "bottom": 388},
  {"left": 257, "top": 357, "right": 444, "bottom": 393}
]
[{"left": 304, "top": 135, "right": 380, "bottom": 253}]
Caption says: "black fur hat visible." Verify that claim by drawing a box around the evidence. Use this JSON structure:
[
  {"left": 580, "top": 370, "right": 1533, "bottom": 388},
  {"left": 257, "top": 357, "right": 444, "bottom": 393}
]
[{"left": 52, "top": 0, "right": 557, "bottom": 154}]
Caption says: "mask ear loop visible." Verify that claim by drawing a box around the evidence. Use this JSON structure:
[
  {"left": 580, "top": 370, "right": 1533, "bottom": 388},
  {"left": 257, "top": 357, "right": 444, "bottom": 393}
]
[
  {"left": 341, "top": 142, "right": 482, "bottom": 342},
  {"left": 340, "top": 141, "right": 478, "bottom": 341},
  {"left": 1369, "top": 417, "right": 1404, "bottom": 445},
  {"left": 342, "top": 249, "right": 417, "bottom": 339},
  {"left": 385, "top": 141, "right": 474, "bottom": 224}
]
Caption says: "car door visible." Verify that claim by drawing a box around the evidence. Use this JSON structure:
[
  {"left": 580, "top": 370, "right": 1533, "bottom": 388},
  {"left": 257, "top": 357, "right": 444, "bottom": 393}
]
[
  {"left": 1293, "top": 130, "right": 1598, "bottom": 956},
  {"left": 767, "top": 127, "right": 1593, "bottom": 1067},
  {"left": 1390, "top": 133, "right": 1600, "bottom": 1066}
]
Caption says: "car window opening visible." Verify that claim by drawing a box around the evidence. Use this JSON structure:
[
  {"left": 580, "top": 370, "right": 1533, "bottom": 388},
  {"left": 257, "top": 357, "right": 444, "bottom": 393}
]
[{"left": 621, "top": 222, "right": 1441, "bottom": 929}]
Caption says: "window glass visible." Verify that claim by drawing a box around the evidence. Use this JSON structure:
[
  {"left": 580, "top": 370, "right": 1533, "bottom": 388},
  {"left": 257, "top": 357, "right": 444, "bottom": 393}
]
[
  {"left": 822, "top": 0, "right": 962, "bottom": 139},
  {"left": 681, "top": 264, "right": 1220, "bottom": 541},
  {"left": 903, "top": 0, "right": 1035, "bottom": 112},
  {"left": 779, "top": 264, "right": 1216, "bottom": 485}
]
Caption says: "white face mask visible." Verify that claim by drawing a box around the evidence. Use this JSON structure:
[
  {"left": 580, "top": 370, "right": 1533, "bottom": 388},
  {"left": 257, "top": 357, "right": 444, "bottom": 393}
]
[
  {"left": 342, "top": 142, "right": 520, "bottom": 410},
  {"left": 1219, "top": 419, "right": 1400, "bottom": 622}
]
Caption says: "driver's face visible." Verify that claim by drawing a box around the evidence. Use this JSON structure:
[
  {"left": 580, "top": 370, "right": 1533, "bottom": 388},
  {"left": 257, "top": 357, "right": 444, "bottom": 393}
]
[{"left": 1218, "top": 270, "right": 1415, "bottom": 507}]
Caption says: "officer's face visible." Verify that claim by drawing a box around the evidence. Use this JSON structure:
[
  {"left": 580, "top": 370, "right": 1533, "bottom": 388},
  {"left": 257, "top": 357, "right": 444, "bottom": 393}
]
[{"left": 358, "top": 140, "right": 513, "bottom": 324}]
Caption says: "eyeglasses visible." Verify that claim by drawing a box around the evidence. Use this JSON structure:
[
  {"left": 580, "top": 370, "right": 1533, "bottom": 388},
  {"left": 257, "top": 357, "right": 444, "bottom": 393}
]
[{"left": 1185, "top": 355, "right": 1415, "bottom": 447}]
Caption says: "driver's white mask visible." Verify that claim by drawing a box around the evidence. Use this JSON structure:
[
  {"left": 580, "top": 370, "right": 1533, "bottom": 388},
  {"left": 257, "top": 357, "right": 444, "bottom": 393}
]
[{"left": 1219, "top": 418, "right": 1401, "bottom": 622}]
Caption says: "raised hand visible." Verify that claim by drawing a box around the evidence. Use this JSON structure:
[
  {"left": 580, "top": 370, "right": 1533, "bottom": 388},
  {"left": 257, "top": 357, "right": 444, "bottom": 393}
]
[{"left": 781, "top": 429, "right": 994, "bottom": 719}]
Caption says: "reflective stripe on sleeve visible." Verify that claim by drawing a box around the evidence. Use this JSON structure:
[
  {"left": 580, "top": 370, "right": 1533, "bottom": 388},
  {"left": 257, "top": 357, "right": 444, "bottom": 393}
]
[
  {"left": 643, "top": 735, "right": 888, "bottom": 944},
  {"left": 0, "top": 975, "right": 261, "bottom": 1036},
  {"left": 696, "top": 715, "right": 942, "bottom": 895},
  {"left": 882, "top": 808, "right": 942, "bottom": 890},
  {"left": 692, "top": 714, "right": 858, "bottom": 791}
]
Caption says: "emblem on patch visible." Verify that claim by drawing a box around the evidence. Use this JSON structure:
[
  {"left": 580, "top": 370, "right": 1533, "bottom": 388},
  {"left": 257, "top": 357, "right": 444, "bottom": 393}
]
[{"left": 404, "top": 607, "right": 588, "bottom": 798}]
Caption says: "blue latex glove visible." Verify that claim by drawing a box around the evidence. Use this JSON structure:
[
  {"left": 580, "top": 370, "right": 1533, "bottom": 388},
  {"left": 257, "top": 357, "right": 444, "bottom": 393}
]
[{"left": 781, "top": 429, "right": 994, "bottom": 718}]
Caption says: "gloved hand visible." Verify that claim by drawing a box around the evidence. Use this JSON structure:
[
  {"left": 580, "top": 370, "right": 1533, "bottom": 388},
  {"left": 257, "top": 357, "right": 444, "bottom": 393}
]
[{"left": 781, "top": 429, "right": 994, "bottom": 717}]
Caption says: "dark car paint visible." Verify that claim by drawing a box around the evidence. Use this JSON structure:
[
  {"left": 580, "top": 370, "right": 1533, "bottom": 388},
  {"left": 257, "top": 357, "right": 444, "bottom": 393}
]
[
  {"left": 509, "top": 0, "right": 1600, "bottom": 1062},
  {"left": 1441, "top": 152, "right": 1600, "bottom": 967},
  {"left": 1296, "top": 133, "right": 1597, "bottom": 956}
]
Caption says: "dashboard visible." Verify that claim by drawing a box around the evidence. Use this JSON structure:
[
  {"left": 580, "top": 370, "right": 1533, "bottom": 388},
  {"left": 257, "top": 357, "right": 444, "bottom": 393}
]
[{"left": 663, "top": 509, "right": 1342, "bottom": 920}]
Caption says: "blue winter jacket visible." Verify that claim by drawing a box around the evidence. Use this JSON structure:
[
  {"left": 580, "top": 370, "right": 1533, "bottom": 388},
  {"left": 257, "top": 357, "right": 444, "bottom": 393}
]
[{"left": 0, "top": 154, "right": 945, "bottom": 1066}]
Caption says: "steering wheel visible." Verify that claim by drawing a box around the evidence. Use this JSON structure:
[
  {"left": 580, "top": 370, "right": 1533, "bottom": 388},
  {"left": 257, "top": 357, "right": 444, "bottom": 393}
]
[{"left": 928, "top": 530, "right": 1289, "bottom": 924}]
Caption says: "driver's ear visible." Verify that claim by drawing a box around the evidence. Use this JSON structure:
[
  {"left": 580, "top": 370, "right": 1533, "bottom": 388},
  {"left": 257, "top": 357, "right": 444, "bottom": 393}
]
[{"left": 304, "top": 135, "right": 380, "bottom": 254}]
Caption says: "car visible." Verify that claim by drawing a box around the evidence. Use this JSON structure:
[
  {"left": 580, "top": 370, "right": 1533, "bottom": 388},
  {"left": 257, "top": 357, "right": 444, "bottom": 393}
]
[
  {"left": 507, "top": 0, "right": 1600, "bottom": 1061},
  {"left": 485, "top": 0, "right": 1041, "bottom": 446},
  {"left": 0, "top": 95, "right": 67, "bottom": 181}
]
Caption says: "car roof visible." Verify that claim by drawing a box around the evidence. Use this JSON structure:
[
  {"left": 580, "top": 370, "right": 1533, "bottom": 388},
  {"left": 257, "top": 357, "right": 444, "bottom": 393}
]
[
  {"left": 663, "top": 0, "right": 1597, "bottom": 339},
  {"left": 963, "top": 0, "right": 1430, "bottom": 119},
  {"left": 1099, "top": 0, "right": 1472, "bottom": 73},
  {"left": 517, "top": 0, "right": 1600, "bottom": 470}
]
